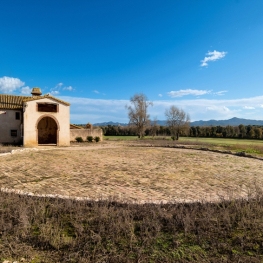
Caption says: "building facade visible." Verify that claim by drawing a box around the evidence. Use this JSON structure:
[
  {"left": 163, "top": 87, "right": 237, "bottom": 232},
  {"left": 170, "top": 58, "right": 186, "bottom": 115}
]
[{"left": 0, "top": 88, "right": 70, "bottom": 146}]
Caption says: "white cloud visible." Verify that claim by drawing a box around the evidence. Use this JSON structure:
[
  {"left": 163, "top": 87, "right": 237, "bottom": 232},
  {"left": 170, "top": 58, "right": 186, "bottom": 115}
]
[
  {"left": 214, "top": 90, "right": 228, "bottom": 96},
  {"left": 201, "top": 50, "right": 227, "bottom": 67},
  {"left": 51, "top": 90, "right": 59, "bottom": 95},
  {"left": 63, "top": 85, "right": 74, "bottom": 91},
  {"left": 206, "top": 105, "right": 230, "bottom": 112},
  {"left": 223, "top": 106, "right": 230, "bottom": 112},
  {"left": 59, "top": 95, "right": 263, "bottom": 124},
  {"left": 158, "top": 94, "right": 163, "bottom": 97},
  {"left": 243, "top": 106, "right": 255, "bottom": 109},
  {"left": 56, "top": 82, "right": 63, "bottom": 88},
  {"left": 167, "top": 89, "right": 210, "bottom": 98},
  {"left": 93, "top": 90, "right": 106, "bottom": 95},
  {"left": 60, "top": 96, "right": 128, "bottom": 123},
  {"left": 51, "top": 83, "right": 64, "bottom": 94},
  {"left": 0, "top": 76, "right": 25, "bottom": 93},
  {"left": 21, "top": 86, "right": 31, "bottom": 95},
  {"left": 51, "top": 82, "right": 74, "bottom": 94}
]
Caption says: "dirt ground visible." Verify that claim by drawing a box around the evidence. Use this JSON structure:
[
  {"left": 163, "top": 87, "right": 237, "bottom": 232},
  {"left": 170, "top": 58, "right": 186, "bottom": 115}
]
[{"left": 1, "top": 142, "right": 263, "bottom": 203}]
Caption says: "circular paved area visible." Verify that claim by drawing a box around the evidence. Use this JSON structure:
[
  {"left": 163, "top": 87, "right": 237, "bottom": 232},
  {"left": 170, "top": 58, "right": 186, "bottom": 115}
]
[{"left": 1, "top": 145, "right": 263, "bottom": 203}]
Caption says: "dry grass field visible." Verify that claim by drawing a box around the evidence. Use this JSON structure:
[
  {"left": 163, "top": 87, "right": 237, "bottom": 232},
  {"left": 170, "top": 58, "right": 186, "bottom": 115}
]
[{"left": 1, "top": 141, "right": 263, "bottom": 203}]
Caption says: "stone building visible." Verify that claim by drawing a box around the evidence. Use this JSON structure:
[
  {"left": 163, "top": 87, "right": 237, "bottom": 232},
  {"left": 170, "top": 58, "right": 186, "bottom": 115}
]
[{"left": 0, "top": 87, "right": 70, "bottom": 146}]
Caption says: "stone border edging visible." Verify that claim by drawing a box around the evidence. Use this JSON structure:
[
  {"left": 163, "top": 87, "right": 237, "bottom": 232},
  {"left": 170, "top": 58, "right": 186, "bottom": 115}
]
[
  {"left": 0, "top": 148, "right": 39, "bottom": 157},
  {"left": 0, "top": 187, "right": 196, "bottom": 204}
]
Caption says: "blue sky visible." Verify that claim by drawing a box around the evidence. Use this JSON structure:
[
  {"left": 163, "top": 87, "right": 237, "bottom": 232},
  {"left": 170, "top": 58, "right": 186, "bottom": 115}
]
[{"left": 1, "top": 0, "right": 263, "bottom": 123}]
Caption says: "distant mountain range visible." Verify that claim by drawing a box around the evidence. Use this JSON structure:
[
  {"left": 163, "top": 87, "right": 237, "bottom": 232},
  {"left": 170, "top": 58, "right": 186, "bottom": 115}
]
[
  {"left": 92, "top": 117, "right": 263, "bottom": 127},
  {"left": 190, "top": 117, "right": 263, "bottom": 126},
  {"left": 93, "top": 121, "right": 129, "bottom": 127}
]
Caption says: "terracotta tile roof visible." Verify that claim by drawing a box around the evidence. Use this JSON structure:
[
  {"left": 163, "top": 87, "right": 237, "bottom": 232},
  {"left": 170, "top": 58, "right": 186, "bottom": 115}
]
[
  {"left": 23, "top": 94, "right": 70, "bottom": 106},
  {"left": 70, "top": 124, "right": 84, "bottom": 129},
  {"left": 0, "top": 94, "right": 30, "bottom": 109},
  {"left": 0, "top": 94, "right": 70, "bottom": 110}
]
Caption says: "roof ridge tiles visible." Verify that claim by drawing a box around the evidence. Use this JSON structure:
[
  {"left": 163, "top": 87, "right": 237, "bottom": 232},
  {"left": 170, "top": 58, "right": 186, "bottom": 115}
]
[{"left": 0, "top": 94, "right": 70, "bottom": 110}]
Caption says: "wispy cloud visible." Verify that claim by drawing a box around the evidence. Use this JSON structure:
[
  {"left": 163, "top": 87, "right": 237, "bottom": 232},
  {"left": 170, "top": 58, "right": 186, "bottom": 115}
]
[
  {"left": 0, "top": 76, "right": 25, "bottom": 93},
  {"left": 56, "top": 82, "right": 63, "bottom": 88},
  {"left": 63, "top": 85, "right": 74, "bottom": 91},
  {"left": 201, "top": 50, "right": 227, "bottom": 67},
  {"left": 167, "top": 89, "right": 210, "bottom": 98},
  {"left": 50, "top": 82, "right": 74, "bottom": 95},
  {"left": 213, "top": 90, "right": 228, "bottom": 96},
  {"left": 93, "top": 90, "right": 106, "bottom": 95},
  {"left": 60, "top": 95, "right": 263, "bottom": 124},
  {"left": 206, "top": 105, "right": 231, "bottom": 113},
  {"left": 243, "top": 106, "right": 255, "bottom": 109},
  {"left": 60, "top": 96, "right": 128, "bottom": 123},
  {"left": 50, "top": 83, "right": 61, "bottom": 95},
  {"left": 51, "top": 90, "right": 59, "bottom": 95},
  {"left": 158, "top": 94, "right": 163, "bottom": 97}
]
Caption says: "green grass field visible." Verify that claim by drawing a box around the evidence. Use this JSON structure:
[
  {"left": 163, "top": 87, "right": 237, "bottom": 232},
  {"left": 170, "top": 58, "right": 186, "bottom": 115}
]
[
  {"left": 179, "top": 137, "right": 263, "bottom": 146},
  {"left": 104, "top": 135, "right": 139, "bottom": 140},
  {"left": 103, "top": 135, "right": 263, "bottom": 155},
  {"left": 104, "top": 135, "right": 263, "bottom": 145}
]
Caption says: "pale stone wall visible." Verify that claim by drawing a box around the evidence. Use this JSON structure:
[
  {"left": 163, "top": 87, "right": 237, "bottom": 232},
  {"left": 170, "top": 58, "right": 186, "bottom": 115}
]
[
  {"left": 23, "top": 98, "right": 70, "bottom": 147},
  {"left": 0, "top": 110, "right": 22, "bottom": 144},
  {"left": 70, "top": 128, "right": 103, "bottom": 141}
]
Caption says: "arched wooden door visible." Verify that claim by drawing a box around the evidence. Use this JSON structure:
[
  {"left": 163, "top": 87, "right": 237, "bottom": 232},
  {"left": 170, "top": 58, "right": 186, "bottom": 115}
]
[{"left": 37, "top": 117, "right": 58, "bottom": 144}]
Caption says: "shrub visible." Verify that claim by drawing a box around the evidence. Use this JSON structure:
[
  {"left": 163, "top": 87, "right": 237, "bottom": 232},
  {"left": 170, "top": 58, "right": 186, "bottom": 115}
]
[
  {"left": 94, "top": 136, "right": 100, "bottom": 142},
  {"left": 87, "top": 136, "right": 93, "bottom": 142},
  {"left": 75, "top": 136, "right": 83, "bottom": 142},
  {"left": 2, "top": 190, "right": 263, "bottom": 262}
]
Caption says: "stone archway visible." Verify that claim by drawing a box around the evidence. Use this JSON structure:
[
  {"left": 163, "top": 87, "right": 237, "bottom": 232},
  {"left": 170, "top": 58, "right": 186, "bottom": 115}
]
[{"left": 37, "top": 116, "right": 58, "bottom": 145}]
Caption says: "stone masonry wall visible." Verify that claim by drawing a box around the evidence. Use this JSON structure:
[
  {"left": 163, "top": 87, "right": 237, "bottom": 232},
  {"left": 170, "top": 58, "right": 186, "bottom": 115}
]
[{"left": 70, "top": 128, "right": 103, "bottom": 141}]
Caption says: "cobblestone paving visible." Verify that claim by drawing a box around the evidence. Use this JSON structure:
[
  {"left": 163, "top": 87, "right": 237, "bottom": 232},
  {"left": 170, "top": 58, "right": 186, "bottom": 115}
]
[{"left": 1, "top": 145, "right": 263, "bottom": 203}]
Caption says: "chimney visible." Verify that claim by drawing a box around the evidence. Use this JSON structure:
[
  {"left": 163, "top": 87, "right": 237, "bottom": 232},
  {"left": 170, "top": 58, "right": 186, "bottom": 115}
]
[{"left": 31, "top": 87, "right": 42, "bottom": 96}]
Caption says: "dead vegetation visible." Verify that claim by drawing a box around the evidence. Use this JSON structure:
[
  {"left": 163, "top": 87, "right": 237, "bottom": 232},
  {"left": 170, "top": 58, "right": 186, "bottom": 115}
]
[{"left": 1, "top": 191, "right": 263, "bottom": 262}]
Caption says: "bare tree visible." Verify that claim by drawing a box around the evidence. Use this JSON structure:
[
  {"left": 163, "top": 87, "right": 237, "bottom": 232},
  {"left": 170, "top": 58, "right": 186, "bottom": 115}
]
[
  {"left": 126, "top": 93, "right": 153, "bottom": 138},
  {"left": 165, "top": 106, "right": 190, "bottom": 140}
]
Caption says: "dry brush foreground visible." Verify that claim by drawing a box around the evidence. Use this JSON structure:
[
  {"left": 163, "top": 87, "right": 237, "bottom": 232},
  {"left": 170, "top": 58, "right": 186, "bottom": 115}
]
[
  {"left": 1, "top": 143, "right": 263, "bottom": 202},
  {"left": 2, "top": 189, "right": 263, "bottom": 262},
  {"left": 2, "top": 142, "right": 263, "bottom": 262}
]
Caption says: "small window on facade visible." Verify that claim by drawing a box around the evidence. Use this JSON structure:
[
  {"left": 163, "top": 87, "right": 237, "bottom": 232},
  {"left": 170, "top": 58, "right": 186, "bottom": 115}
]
[
  {"left": 37, "top": 103, "right": 58, "bottom": 112},
  {"left": 11, "top": 130, "right": 18, "bottom": 137},
  {"left": 15, "top": 112, "right": 20, "bottom": 120}
]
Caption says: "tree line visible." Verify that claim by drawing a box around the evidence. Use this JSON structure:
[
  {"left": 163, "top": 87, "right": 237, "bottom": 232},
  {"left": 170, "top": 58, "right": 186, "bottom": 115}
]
[
  {"left": 189, "top": 124, "right": 263, "bottom": 139},
  {"left": 101, "top": 123, "right": 263, "bottom": 139}
]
